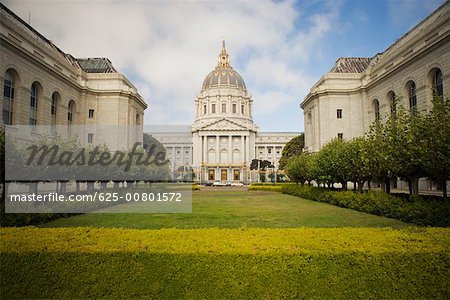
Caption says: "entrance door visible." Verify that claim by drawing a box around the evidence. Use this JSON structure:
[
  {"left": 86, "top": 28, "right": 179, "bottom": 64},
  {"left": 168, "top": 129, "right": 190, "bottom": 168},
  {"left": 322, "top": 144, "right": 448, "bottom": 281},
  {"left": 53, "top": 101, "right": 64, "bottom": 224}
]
[
  {"left": 208, "top": 169, "right": 215, "bottom": 181},
  {"left": 221, "top": 169, "right": 228, "bottom": 181},
  {"left": 233, "top": 169, "right": 240, "bottom": 181}
]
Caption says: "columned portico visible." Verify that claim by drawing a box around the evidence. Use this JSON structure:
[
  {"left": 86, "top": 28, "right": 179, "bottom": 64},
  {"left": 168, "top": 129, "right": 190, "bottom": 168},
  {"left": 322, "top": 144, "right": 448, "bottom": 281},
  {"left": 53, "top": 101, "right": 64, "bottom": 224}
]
[{"left": 152, "top": 41, "right": 299, "bottom": 183}]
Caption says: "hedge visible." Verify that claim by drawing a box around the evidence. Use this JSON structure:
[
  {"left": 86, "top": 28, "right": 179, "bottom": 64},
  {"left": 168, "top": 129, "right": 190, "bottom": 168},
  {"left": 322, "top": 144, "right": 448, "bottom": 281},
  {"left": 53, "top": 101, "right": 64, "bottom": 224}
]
[
  {"left": 248, "top": 185, "right": 283, "bottom": 192},
  {"left": 282, "top": 185, "right": 450, "bottom": 227},
  {"left": 1, "top": 227, "right": 449, "bottom": 299}
]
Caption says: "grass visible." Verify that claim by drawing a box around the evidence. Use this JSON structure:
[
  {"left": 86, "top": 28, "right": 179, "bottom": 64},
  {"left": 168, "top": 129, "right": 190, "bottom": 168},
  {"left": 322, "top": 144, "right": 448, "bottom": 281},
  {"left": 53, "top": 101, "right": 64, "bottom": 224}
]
[
  {"left": 1, "top": 227, "right": 449, "bottom": 299},
  {"left": 40, "top": 190, "right": 409, "bottom": 228},
  {"left": 2, "top": 190, "right": 449, "bottom": 298}
]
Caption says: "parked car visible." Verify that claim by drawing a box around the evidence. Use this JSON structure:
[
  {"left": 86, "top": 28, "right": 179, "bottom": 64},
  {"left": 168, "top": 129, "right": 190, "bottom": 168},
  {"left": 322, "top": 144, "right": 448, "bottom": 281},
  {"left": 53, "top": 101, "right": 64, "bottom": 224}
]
[
  {"left": 231, "top": 182, "right": 244, "bottom": 187},
  {"left": 213, "top": 181, "right": 227, "bottom": 187}
]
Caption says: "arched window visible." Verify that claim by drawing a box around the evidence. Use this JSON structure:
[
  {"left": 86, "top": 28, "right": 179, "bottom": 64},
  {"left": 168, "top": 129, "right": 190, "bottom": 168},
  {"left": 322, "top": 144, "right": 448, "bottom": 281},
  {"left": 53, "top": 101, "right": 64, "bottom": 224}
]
[
  {"left": 388, "top": 91, "right": 396, "bottom": 116},
  {"left": 68, "top": 100, "right": 75, "bottom": 125},
  {"left": 51, "top": 92, "right": 59, "bottom": 126},
  {"left": 220, "top": 149, "right": 228, "bottom": 163},
  {"left": 373, "top": 99, "right": 380, "bottom": 121},
  {"left": 232, "top": 149, "right": 240, "bottom": 163},
  {"left": 3, "top": 70, "right": 15, "bottom": 125},
  {"left": 407, "top": 81, "right": 417, "bottom": 113},
  {"left": 208, "top": 149, "right": 216, "bottom": 163},
  {"left": 432, "top": 68, "right": 443, "bottom": 99},
  {"left": 135, "top": 113, "right": 140, "bottom": 125},
  {"left": 29, "top": 82, "right": 39, "bottom": 126}
]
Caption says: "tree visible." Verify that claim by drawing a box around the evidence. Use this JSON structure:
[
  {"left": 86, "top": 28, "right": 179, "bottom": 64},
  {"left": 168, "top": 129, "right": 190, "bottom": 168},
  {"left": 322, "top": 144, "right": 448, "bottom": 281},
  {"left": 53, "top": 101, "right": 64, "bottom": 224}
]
[
  {"left": 422, "top": 96, "right": 450, "bottom": 198},
  {"left": 346, "top": 137, "right": 371, "bottom": 192},
  {"left": 285, "top": 153, "right": 312, "bottom": 185},
  {"left": 278, "top": 133, "right": 304, "bottom": 170},
  {"left": 250, "top": 159, "right": 273, "bottom": 171},
  {"left": 143, "top": 133, "right": 166, "bottom": 156}
]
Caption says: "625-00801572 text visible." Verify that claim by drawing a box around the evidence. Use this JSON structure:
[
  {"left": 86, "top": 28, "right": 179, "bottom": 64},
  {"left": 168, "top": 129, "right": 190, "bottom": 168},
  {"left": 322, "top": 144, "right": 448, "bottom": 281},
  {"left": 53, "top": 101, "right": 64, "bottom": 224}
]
[{"left": 8, "top": 192, "right": 183, "bottom": 202}]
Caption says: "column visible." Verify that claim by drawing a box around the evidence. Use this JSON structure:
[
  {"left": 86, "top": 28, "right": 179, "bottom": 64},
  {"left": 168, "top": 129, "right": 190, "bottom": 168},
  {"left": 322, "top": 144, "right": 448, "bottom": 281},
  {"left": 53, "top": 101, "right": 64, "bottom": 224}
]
[
  {"left": 240, "top": 135, "right": 245, "bottom": 164},
  {"left": 215, "top": 135, "right": 220, "bottom": 164},
  {"left": 172, "top": 146, "right": 176, "bottom": 177},
  {"left": 228, "top": 136, "right": 232, "bottom": 164},
  {"left": 203, "top": 135, "right": 207, "bottom": 163}
]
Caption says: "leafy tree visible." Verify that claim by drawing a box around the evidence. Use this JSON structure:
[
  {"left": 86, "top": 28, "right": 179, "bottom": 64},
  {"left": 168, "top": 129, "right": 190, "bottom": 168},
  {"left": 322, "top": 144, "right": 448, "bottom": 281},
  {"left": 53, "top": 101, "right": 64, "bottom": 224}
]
[
  {"left": 422, "top": 96, "right": 450, "bottom": 198},
  {"left": 278, "top": 133, "right": 304, "bottom": 170},
  {"left": 143, "top": 132, "right": 166, "bottom": 156},
  {"left": 346, "top": 137, "right": 371, "bottom": 192},
  {"left": 250, "top": 159, "right": 273, "bottom": 171},
  {"left": 285, "top": 153, "right": 312, "bottom": 185}
]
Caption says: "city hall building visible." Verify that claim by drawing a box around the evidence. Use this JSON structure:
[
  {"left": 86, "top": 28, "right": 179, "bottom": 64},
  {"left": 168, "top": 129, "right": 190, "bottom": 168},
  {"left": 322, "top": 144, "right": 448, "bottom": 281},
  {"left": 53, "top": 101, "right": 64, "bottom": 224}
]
[
  {"left": 154, "top": 42, "right": 299, "bottom": 183},
  {"left": 0, "top": 4, "right": 147, "bottom": 150},
  {"left": 301, "top": 2, "right": 449, "bottom": 190}
]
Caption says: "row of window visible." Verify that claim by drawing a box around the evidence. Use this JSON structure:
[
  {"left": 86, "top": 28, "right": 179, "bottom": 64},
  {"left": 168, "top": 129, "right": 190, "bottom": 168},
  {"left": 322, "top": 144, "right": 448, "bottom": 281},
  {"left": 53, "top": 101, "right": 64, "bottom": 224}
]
[
  {"left": 373, "top": 68, "right": 443, "bottom": 120},
  {"left": 203, "top": 102, "right": 247, "bottom": 115},
  {"left": 334, "top": 68, "right": 444, "bottom": 122},
  {"left": 2, "top": 69, "right": 97, "bottom": 126}
]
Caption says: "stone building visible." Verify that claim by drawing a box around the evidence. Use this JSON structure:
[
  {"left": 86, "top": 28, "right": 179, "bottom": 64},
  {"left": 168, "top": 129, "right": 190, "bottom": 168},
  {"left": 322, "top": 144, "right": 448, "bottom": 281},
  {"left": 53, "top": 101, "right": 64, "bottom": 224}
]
[
  {"left": 153, "top": 41, "right": 299, "bottom": 183},
  {"left": 0, "top": 3, "right": 147, "bottom": 150},
  {"left": 300, "top": 1, "right": 449, "bottom": 190},
  {"left": 301, "top": 1, "right": 449, "bottom": 153}
]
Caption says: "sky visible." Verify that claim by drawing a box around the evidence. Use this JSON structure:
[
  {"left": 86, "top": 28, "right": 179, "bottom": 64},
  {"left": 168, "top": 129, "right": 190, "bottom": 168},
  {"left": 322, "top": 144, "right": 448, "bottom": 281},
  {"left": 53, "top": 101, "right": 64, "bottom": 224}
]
[{"left": 4, "top": 0, "right": 445, "bottom": 132}]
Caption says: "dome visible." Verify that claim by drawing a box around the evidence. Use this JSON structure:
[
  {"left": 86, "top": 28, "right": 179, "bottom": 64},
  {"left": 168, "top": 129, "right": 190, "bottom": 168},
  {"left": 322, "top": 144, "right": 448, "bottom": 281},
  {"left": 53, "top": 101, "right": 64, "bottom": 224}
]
[
  {"left": 201, "top": 40, "right": 246, "bottom": 91},
  {"left": 202, "top": 68, "right": 246, "bottom": 90}
]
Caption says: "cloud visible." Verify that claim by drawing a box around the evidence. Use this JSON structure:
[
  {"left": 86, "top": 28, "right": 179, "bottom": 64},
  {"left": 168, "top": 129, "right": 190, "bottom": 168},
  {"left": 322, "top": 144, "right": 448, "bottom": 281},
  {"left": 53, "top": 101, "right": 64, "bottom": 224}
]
[
  {"left": 5, "top": 0, "right": 342, "bottom": 131},
  {"left": 387, "top": 0, "right": 445, "bottom": 29}
]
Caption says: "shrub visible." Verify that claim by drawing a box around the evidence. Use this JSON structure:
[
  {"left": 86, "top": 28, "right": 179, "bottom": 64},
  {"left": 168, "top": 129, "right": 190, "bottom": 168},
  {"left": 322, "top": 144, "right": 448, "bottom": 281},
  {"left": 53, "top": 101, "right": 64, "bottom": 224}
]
[
  {"left": 1, "top": 227, "right": 448, "bottom": 299},
  {"left": 282, "top": 185, "right": 450, "bottom": 227},
  {"left": 248, "top": 185, "right": 282, "bottom": 192}
]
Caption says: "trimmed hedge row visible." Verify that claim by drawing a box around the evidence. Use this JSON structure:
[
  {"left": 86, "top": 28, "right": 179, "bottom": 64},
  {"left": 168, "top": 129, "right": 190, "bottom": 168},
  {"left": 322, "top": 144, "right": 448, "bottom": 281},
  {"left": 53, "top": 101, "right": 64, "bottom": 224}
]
[
  {"left": 248, "top": 185, "right": 283, "bottom": 192},
  {"left": 282, "top": 185, "right": 450, "bottom": 227},
  {"left": 1, "top": 227, "right": 448, "bottom": 299}
]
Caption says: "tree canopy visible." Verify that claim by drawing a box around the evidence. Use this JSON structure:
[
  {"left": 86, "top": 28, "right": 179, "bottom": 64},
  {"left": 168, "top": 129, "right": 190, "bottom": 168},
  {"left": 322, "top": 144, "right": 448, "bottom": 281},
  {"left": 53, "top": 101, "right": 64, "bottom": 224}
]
[{"left": 278, "top": 133, "right": 304, "bottom": 170}]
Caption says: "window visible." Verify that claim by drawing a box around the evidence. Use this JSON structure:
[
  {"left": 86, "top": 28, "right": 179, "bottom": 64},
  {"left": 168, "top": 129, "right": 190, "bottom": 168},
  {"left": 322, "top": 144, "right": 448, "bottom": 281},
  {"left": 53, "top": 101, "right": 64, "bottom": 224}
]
[
  {"left": 222, "top": 103, "right": 226, "bottom": 113},
  {"left": 88, "top": 133, "right": 94, "bottom": 144},
  {"left": 29, "top": 82, "right": 38, "bottom": 126},
  {"left": 68, "top": 100, "right": 75, "bottom": 125},
  {"left": 388, "top": 91, "right": 396, "bottom": 116},
  {"left": 233, "top": 169, "right": 240, "bottom": 181},
  {"left": 268, "top": 148, "right": 272, "bottom": 154},
  {"left": 337, "top": 133, "right": 343, "bottom": 139},
  {"left": 88, "top": 109, "right": 94, "bottom": 118},
  {"left": 241, "top": 104, "right": 245, "bottom": 114},
  {"left": 337, "top": 109, "right": 342, "bottom": 119},
  {"left": 221, "top": 169, "right": 227, "bottom": 181},
  {"left": 407, "top": 81, "right": 417, "bottom": 113},
  {"left": 51, "top": 92, "right": 59, "bottom": 126},
  {"left": 3, "top": 70, "right": 15, "bottom": 125},
  {"left": 433, "top": 68, "right": 443, "bottom": 99},
  {"left": 203, "top": 104, "right": 207, "bottom": 114},
  {"left": 373, "top": 99, "right": 380, "bottom": 121},
  {"left": 232, "top": 103, "right": 236, "bottom": 113},
  {"left": 211, "top": 104, "right": 216, "bottom": 113},
  {"left": 208, "top": 169, "right": 215, "bottom": 181}
]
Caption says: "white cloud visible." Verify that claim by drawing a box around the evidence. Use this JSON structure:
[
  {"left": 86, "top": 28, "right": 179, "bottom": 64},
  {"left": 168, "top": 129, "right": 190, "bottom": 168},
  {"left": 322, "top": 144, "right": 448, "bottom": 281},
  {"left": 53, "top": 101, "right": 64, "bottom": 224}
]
[
  {"left": 387, "top": 0, "right": 445, "bottom": 29},
  {"left": 5, "top": 0, "right": 342, "bottom": 131}
]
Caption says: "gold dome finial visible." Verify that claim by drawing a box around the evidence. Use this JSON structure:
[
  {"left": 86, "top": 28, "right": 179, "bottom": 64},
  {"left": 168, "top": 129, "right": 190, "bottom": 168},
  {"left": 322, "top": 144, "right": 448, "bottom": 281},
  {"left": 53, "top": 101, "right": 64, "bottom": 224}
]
[{"left": 218, "top": 39, "right": 231, "bottom": 68}]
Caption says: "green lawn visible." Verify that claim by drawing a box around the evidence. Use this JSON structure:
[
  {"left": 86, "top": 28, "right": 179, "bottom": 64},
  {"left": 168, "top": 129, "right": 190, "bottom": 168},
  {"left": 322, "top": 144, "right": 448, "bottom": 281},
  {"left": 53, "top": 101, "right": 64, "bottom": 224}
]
[
  {"left": 2, "top": 190, "right": 449, "bottom": 299},
  {"left": 41, "top": 190, "right": 408, "bottom": 228}
]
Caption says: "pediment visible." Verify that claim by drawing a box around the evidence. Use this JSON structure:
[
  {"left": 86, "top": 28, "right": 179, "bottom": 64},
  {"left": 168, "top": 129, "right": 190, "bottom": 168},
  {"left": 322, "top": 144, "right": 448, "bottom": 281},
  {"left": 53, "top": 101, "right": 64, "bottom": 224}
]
[{"left": 194, "top": 118, "right": 255, "bottom": 132}]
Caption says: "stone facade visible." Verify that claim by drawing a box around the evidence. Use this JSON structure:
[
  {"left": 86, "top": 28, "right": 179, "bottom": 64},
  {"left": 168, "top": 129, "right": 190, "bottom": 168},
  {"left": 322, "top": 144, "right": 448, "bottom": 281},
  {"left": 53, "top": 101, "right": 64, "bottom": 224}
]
[
  {"left": 154, "top": 42, "right": 299, "bottom": 183},
  {"left": 0, "top": 4, "right": 147, "bottom": 150},
  {"left": 301, "top": 2, "right": 449, "bottom": 153}
]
